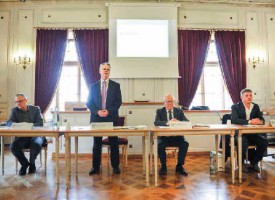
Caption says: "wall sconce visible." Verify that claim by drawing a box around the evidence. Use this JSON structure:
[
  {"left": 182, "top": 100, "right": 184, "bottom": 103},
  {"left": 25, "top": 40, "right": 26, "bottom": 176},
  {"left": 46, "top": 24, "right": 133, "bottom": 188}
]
[
  {"left": 14, "top": 55, "right": 31, "bottom": 70},
  {"left": 248, "top": 56, "right": 264, "bottom": 69}
]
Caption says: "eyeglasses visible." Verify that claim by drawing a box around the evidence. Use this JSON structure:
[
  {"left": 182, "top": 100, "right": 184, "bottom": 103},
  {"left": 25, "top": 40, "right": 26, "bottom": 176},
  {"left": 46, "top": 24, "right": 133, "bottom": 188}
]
[{"left": 15, "top": 99, "right": 26, "bottom": 104}]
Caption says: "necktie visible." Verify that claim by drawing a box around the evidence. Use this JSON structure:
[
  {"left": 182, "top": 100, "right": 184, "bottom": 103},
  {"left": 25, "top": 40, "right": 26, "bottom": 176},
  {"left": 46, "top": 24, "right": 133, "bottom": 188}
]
[
  {"left": 168, "top": 110, "right": 172, "bottom": 120},
  {"left": 101, "top": 81, "right": 107, "bottom": 109}
]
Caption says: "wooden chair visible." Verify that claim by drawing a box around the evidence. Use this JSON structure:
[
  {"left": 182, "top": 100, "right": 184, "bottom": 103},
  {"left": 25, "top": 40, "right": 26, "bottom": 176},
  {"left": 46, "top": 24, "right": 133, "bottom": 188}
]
[
  {"left": 15, "top": 138, "right": 52, "bottom": 173},
  {"left": 102, "top": 117, "right": 128, "bottom": 166},
  {"left": 246, "top": 145, "right": 263, "bottom": 169},
  {"left": 102, "top": 137, "right": 128, "bottom": 166},
  {"left": 156, "top": 145, "right": 179, "bottom": 166}
]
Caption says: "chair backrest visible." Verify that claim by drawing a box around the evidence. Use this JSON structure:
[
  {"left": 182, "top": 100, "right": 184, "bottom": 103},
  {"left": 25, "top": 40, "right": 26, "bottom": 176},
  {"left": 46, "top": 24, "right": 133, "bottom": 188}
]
[
  {"left": 118, "top": 116, "right": 125, "bottom": 126},
  {"left": 222, "top": 114, "right": 231, "bottom": 124},
  {"left": 219, "top": 114, "right": 231, "bottom": 157}
]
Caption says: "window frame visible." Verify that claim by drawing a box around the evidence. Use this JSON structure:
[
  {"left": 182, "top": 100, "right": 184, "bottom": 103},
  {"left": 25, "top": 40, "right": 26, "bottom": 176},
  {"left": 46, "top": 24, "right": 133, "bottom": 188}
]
[
  {"left": 191, "top": 39, "right": 232, "bottom": 110},
  {"left": 48, "top": 30, "right": 87, "bottom": 112}
]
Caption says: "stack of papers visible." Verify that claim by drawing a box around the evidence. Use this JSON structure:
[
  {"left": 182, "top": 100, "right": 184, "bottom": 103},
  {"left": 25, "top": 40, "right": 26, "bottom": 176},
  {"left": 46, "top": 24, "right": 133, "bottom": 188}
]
[
  {"left": 192, "top": 124, "right": 210, "bottom": 128},
  {"left": 113, "top": 125, "right": 147, "bottom": 130}
]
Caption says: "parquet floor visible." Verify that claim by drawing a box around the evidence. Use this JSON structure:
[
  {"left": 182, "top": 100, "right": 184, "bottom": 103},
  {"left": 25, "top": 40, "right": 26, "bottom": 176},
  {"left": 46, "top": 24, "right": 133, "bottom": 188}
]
[{"left": 0, "top": 147, "right": 275, "bottom": 200}]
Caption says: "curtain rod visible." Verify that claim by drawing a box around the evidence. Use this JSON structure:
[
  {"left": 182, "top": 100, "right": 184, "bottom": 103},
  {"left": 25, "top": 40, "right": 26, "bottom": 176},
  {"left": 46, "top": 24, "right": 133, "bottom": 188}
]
[
  {"left": 33, "top": 27, "right": 245, "bottom": 31},
  {"left": 33, "top": 27, "right": 108, "bottom": 30},
  {"left": 178, "top": 27, "right": 246, "bottom": 31}
]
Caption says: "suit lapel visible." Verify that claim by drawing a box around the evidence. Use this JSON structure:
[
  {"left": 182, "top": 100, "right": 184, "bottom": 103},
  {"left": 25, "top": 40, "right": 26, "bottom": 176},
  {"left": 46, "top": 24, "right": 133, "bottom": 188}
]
[
  {"left": 162, "top": 108, "right": 168, "bottom": 121},
  {"left": 250, "top": 103, "right": 256, "bottom": 118},
  {"left": 96, "top": 81, "right": 102, "bottom": 107},
  {"left": 173, "top": 108, "right": 178, "bottom": 119},
  {"left": 106, "top": 80, "right": 113, "bottom": 106},
  {"left": 239, "top": 102, "right": 247, "bottom": 119}
]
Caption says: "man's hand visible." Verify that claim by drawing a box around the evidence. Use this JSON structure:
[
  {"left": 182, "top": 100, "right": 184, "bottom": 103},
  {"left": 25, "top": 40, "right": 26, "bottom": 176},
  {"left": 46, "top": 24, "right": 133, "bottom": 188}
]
[
  {"left": 98, "top": 110, "right": 109, "bottom": 117},
  {"left": 250, "top": 118, "right": 264, "bottom": 125}
]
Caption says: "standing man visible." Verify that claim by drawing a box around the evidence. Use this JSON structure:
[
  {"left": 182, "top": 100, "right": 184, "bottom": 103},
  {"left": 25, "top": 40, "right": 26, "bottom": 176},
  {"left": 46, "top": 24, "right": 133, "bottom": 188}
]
[
  {"left": 231, "top": 88, "right": 268, "bottom": 172},
  {"left": 8, "top": 93, "right": 44, "bottom": 176},
  {"left": 86, "top": 62, "right": 122, "bottom": 175},
  {"left": 154, "top": 94, "right": 189, "bottom": 176}
]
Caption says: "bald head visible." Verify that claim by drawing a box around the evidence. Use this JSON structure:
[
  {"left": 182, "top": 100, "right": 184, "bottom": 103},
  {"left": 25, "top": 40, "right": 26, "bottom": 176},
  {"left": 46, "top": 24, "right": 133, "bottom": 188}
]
[{"left": 164, "top": 94, "right": 175, "bottom": 111}]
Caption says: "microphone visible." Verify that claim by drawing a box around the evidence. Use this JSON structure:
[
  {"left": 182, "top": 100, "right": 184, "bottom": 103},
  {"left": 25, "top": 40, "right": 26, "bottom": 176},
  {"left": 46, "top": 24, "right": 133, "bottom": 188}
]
[{"left": 217, "top": 112, "right": 222, "bottom": 121}]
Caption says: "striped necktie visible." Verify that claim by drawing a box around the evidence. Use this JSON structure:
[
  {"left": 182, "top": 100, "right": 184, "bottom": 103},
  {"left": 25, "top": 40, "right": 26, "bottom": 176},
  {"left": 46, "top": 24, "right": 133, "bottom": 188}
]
[
  {"left": 101, "top": 81, "right": 107, "bottom": 109},
  {"left": 168, "top": 110, "right": 172, "bottom": 120}
]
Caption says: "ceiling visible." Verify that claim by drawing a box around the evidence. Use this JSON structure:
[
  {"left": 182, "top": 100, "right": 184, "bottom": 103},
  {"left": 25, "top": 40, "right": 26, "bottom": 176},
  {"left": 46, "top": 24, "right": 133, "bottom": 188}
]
[{"left": 1, "top": 0, "right": 275, "bottom": 5}]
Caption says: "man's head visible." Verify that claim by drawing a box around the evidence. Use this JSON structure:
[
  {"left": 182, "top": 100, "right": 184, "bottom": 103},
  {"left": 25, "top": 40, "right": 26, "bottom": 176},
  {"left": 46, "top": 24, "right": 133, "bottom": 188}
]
[
  {"left": 99, "top": 62, "right": 111, "bottom": 80},
  {"left": 240, "top": 88, "right": 253, "bottom": 105},
  {"left": 15, "top": 93, "right": 28, "bottom": 111},
  {"left": 164, "top": 94, "right": 175, "bottom": 111}
]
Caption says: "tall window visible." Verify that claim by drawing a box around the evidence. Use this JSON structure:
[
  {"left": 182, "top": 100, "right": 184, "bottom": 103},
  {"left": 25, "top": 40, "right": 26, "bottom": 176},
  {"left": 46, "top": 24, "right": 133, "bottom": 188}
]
[
  {"left": 190, "top": 34, "right": 233, "bottom": 110},
  {"left": 45, "top": 30, "right": 88, "bottom": 118}
]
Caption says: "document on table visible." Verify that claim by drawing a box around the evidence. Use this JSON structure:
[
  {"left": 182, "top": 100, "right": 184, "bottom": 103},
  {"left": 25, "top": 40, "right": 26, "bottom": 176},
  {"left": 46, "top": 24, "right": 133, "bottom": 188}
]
[
  {"left": 157, "top": 126, "right": 170, "bottom": 129},
  {"left": 192, "top": 124, "right": 210, "bottom": 128},
  {"left": 113, "top": 125, "right": 147, "bottom": 130}
]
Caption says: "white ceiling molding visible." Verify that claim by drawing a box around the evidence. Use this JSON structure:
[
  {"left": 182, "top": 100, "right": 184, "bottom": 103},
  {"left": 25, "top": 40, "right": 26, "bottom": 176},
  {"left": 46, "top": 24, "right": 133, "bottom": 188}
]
[{"left": 1, "top": 0, "right": 275, "bottom": 5}]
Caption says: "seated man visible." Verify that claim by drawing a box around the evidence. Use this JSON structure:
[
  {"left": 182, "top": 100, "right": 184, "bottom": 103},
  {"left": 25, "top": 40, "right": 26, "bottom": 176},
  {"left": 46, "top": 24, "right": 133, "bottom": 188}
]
[
  {"left": 7, "top": 93, "right": 44, "bottom": 176},
  {"left": 231, "top": 88, "right": 268, "bottom": 172},
  {"left": 154, "top": 94, "right": 189, "bottom": 176}
]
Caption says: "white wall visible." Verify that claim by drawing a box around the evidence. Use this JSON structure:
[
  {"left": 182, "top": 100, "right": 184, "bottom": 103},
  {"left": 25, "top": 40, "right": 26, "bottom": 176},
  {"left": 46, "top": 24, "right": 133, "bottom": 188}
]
[
  {"left": 0, "top": 1, "right": 275, "bottom": 109},
  {"left": 1, "top": 0, "right": 275, "bottom": 152}
]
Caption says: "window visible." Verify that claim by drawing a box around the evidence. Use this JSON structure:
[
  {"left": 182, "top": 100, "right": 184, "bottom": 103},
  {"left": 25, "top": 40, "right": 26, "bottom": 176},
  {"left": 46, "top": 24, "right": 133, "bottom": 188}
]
[
  {"left": 190, "top": 35, "right": 233, "bottom": 110},
  {"left": 45, "top": 30, "right": 88, "bottom": 119}
]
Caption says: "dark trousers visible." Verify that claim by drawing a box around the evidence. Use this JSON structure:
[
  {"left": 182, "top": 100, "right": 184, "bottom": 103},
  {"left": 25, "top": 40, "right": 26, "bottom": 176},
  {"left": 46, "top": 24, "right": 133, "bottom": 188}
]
[
  {"left": 158, "top": 136, "right": 189, "bottom": 166},
  {"left": 10, "top": 137, "right": 43, "bottom": 167},
  {"left": 235, "top": 134, "right": 268, "bottom": 164},
  {"left": 93, "top": 136, "right": 119, "bottom": 169}
]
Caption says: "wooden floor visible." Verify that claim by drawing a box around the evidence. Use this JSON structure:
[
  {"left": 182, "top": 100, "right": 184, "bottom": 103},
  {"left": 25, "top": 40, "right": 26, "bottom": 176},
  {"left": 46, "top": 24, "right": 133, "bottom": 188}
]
[{"left": 0, "top": 147, "right": 275, "bottom": 200}]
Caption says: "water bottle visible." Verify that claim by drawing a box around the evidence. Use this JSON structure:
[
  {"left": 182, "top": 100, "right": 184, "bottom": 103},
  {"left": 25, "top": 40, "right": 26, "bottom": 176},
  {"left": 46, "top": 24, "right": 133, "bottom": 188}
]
[
  {"left": 226, "top": 119, "right": 231, "bottom": 125},
  {"left": 52, "top": 108, "right": 59, "bottom": 130},
  {"left": 209, "top": 151, "right": 215, "bottom": 176}
]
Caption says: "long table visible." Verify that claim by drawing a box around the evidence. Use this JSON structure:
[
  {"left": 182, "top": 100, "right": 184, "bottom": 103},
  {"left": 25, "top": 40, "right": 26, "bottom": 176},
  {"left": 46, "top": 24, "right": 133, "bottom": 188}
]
[
  {"left": 2, "top": 125, "right": 272, "bottom": 186},
  {"left": 237, "top": 125, "right": 275, "bottom": 183},
  {"left": 63, "top": 126, "right": 150, "bottom": 187},
  {"left": 152, "top": 125, "right": 237, "bottom": 187},
  {"left": 0, "top": 126, "right": 61, "bottom": 184}
]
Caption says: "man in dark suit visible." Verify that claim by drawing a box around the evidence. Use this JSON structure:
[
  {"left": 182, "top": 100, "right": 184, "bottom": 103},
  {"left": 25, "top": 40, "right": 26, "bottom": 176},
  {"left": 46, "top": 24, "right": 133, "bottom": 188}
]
[
  {"left": 154, "top": 94, "right": 189, "bottom": 176},
  {"left": 231, "top": 88, "right": 268, "bottom": 172},
  {"left": 8, "top": 93, "right": 44, "bottom": 176},
  {"left": 86, "top": 62, "right": 122, "bottom": 175}
]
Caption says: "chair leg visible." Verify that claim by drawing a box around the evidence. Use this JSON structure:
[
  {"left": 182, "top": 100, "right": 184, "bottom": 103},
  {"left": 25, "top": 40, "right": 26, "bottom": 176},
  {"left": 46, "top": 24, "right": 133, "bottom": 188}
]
[
  {"left": 246, "top": 149, "right": 249, "bottom": 164},
  {"left": 44, "top": 148, "right": 47, "bottom": 172},
  {"left": 260, "top": 160, "right": 263, "bottom": 169},
  {"left": 40, "top": 152, "right": 42, "bottom": 166},
  {"left": 121, "top": 146, "right": 124, "bottom": 163},
  {"left": 123, "top": 146, "right": 126, "bottom": 163},
  {"left": 125, "top": 146, "right": 128, "bottom": 166},
  {"left": 233, "top": 148, "right": 238, "bottom": 170},
  {"left": 175, "top": 149, "right": 178, "bottom": 165},
  {"left": 108, "top": 147, "right": 110, "bottom": 165},
  {"left": 15, "top": 158, "right": 18, "bottom": 173}
]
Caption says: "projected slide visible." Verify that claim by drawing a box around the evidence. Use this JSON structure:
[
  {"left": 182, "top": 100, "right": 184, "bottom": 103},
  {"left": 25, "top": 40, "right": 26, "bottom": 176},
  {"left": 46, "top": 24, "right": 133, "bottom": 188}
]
[{"left": 117, "top": 19, "right": 169, "bottom": 57}]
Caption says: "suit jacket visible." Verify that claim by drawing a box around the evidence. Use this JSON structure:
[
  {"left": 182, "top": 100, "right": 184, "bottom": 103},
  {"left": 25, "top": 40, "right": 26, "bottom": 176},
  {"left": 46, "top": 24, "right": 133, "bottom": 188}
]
[
  {"left": 154, "top": 107, "right": 189, "bottom": 126},
  {"left": 231, "top": 101, "right": 265, "bottom": 125},
  {"left": 86, "top": 79, "right": 122, "bottom": 124},
  {"left": 7, "top": 105, "right": 47, "bottom": 144},
  {"left": 7, "top": 105, "right": 43, "bottom": 127}
]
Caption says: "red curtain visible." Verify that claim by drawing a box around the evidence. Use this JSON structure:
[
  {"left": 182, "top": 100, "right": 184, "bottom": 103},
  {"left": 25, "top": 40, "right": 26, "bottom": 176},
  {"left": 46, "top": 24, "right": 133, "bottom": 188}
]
[
  {"left": 35, "top": 29, "right": 67, "bottom": 114},
  {"left": 74, "top": 29, "right": 109, "bottom": 87},
  {"left": 178, "top": 30, "right": 211, "bottom": 108},
  {"left": 215, "top": 31, "right": 246, "bottom": 104}
]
